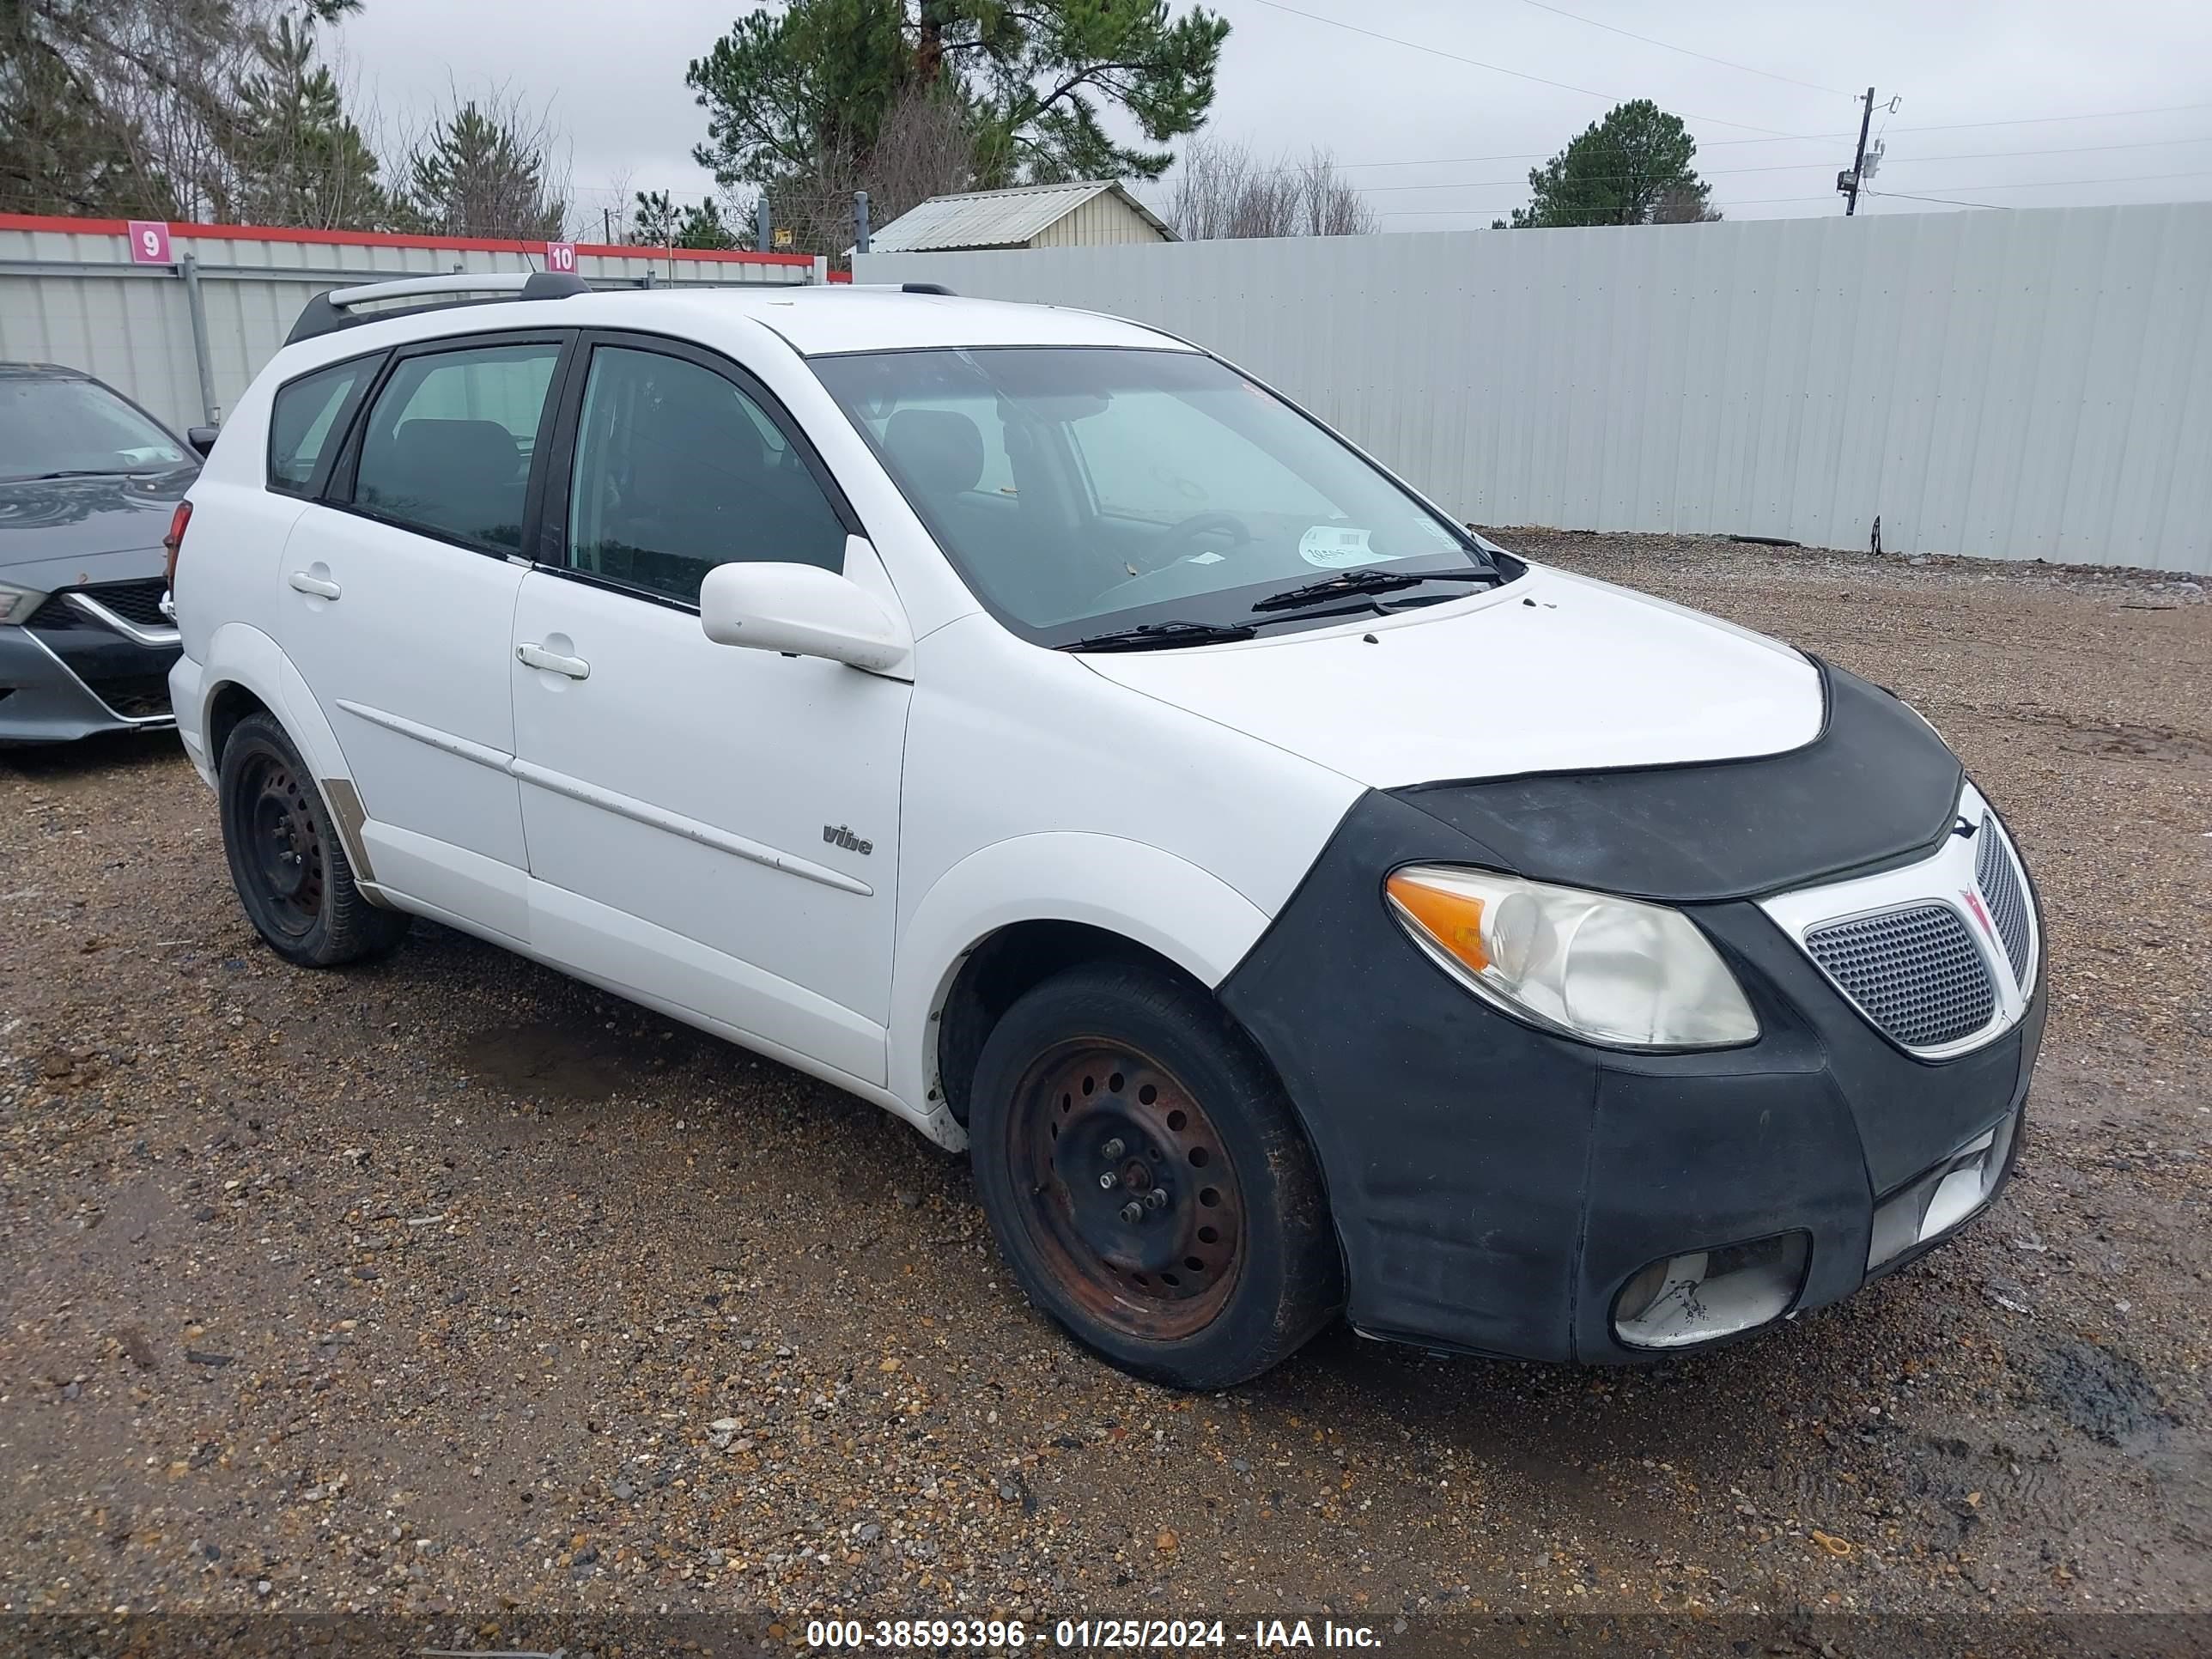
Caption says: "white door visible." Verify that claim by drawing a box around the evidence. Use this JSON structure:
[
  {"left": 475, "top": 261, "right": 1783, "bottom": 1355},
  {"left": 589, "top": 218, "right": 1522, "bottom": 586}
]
[
  {"left": 278, "top": 333, "right": 567, "bottom": 940},
  {"left": 510, "top": 337, "right": 910, "bottom": 1085}
]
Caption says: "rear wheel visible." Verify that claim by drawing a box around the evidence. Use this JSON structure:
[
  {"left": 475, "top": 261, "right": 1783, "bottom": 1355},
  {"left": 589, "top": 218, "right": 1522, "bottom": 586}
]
[
  {"left": 969, "top": 961, "right": 1341, "bottom": 1388},
  {"left": 217, "top": 711, "right": 408, "bottom": 967}
]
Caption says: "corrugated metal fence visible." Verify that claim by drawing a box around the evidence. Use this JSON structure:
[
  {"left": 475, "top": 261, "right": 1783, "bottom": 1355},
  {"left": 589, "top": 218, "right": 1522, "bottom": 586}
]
[
  {"left": 0, "top": 215, "right": 826, "bottom": 436},
  {"left": 860, "top": 203, "right": 2212, "bottom": 574}
]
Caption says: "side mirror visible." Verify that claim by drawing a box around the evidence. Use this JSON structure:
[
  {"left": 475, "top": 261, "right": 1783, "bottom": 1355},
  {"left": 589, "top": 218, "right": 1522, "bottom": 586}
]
[
  {"left": 186, "top": 425, "right": 219, "bottom": 458},
  {"left": 700, "top": 552, "right": 911, "bottom": 677}
]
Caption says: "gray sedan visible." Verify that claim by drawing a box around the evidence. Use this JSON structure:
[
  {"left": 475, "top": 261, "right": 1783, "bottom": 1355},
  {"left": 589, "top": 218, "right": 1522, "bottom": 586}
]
[{"left": 0, "top": 363, "right": 206, "bottom": 744}]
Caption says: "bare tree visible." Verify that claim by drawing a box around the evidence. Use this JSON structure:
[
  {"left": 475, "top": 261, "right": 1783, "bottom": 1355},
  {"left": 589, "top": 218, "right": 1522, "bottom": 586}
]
[
  {"left": 1292, "top": 149, "right": 1373, "bottom": 235},
  {"left": 1652, "top": 183, "right": 1723, "bottom": 224},
  {"left": 1167, "top": 138, "right": 1374, "bottom": 240},
  {"left": 2, "top": 0, "right": 281, "bottom": 218},
  {"left": 579, "top": 165, "right": 637, "bottom": 244},
  {"left": 0, "top": 0, "right": 408, "bottom": 228},
  {"left": 774, "top": 79, "right": 980, "bottom": 257}
]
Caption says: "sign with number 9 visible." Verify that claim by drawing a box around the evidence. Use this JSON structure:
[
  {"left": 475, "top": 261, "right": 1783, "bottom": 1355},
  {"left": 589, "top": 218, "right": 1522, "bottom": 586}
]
[{"left": 128, "top": 221, "right": 173, "bottom": 264}]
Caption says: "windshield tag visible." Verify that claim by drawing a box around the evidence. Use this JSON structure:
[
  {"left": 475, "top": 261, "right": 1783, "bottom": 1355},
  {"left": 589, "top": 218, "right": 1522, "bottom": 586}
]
[{"left": 1298, "top": 526, "right": 1392, "bottom": 569}]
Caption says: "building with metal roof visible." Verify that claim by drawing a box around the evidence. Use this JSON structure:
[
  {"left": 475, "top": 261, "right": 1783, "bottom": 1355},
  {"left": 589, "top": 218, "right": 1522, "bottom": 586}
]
[{"left": 859, "top": 181, "right": 1176, "bottom": 255}]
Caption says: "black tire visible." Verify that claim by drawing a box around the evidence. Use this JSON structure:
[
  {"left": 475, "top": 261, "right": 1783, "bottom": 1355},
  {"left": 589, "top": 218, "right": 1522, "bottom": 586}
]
[
  {"left": 217, "top": 710, "right": 409, "bottom": 968},
  {"left": 969, "top": 960, "right": 1341, "bottom": 1389}
]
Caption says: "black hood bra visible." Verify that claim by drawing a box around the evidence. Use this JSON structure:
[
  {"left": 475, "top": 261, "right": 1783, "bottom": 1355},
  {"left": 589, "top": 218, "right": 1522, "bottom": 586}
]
[{"left": 1391, "top": 659, "right": 1966, "bottom": 903}]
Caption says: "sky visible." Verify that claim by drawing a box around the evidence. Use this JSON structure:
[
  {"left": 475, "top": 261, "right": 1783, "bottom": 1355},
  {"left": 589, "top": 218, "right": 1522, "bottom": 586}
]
[{"left": 333, "top": 0, "right": 2212, "bottom": 237}]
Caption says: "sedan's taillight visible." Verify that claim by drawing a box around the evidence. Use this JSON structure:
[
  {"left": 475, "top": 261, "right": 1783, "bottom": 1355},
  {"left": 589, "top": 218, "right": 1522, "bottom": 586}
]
[{"left": 162, "top": 500, "right": 192, "bottom": 592}]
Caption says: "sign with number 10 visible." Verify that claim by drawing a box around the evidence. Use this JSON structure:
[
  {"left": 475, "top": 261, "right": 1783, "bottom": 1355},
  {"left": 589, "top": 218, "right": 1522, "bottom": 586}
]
[{"left": 544, "top": 241, "right": 577, "bottom": 274}]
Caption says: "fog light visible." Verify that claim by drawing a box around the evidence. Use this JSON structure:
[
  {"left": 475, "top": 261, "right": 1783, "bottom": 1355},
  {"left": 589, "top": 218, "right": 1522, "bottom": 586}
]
[
  {"left": 1869, "top": 1111, "right": 2016, "bottom": 1272},
  {"left": 1612, "top": 1232, "right": 1809, "bottom": 1350}
]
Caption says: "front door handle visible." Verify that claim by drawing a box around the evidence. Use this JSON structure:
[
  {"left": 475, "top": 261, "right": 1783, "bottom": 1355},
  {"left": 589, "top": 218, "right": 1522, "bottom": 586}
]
[
  {"left": 288, "top": 571, "right": 341, "bottom": 599},
  {"left": 517, "top": 641, "right": 590, "bottom": 680}
]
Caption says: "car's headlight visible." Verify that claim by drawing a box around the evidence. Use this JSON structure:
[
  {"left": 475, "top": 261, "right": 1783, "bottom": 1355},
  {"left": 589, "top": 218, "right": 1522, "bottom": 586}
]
[
  {"left": 0, "top": 580, "right": 48, "bottom": 625},
  {"left": 1384, "top": 865, "right": 1759, "bottom": 1050}
]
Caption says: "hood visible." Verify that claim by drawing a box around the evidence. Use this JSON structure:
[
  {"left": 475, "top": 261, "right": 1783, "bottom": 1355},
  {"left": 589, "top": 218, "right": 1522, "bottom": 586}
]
[
  {"left": 0, "top": 466, "right": 197, "bottom": 581},
  {"left": 1078, "top": 565, "right": 1824, "bottom": 788}
]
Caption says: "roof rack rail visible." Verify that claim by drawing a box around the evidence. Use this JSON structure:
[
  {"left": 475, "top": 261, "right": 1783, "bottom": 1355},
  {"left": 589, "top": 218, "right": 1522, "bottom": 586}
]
[
  {"left": 286, "top": 270, "right": 589, "bottom": 345},
  {"left": 834, "top": 282, "right": 959, "bottom": 296}
]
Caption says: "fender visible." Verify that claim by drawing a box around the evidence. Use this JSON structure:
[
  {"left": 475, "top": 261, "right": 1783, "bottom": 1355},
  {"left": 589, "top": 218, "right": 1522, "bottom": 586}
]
[
  {"left": 890, "top": 832, "right": 1277, "bottom": 1151},
  {"left": 191, "top": 621, "right": 385, "bottom": 900}
]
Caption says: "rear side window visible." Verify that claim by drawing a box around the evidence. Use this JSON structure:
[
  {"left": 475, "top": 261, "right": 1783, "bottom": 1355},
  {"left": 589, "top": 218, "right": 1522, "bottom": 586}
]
[
  {"left": 351, "top": 342, "right": 562, "bottom": 554},
  {"left": 267, "top": 360, "right": 370, "bottom": 495}
]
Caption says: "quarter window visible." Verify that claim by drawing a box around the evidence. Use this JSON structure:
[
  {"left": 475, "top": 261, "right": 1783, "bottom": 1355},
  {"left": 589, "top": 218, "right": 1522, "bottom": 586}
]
[
  {"left": 268, "top": 359, "right": 369, "bottom": 495},
  {"left": 351, "top": 342, "right": 562, "bottom": 553},
  {"left": 565, "top": 346, "right": 847, "bottom": 605}
]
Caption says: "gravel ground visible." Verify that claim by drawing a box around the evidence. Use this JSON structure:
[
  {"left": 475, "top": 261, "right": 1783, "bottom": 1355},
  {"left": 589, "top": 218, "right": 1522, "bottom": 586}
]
[{"left": 2, "top": 533, "right": 2208, "bottom": 1650}]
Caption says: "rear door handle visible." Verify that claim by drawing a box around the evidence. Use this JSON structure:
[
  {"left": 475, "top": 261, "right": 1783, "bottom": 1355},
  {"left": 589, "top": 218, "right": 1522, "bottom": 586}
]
[
  {"left": 288, "top": 571, "right": 341, "bottom": 599},
  {"left": 517, "top": 641, "right": 590, "bottom": 680}
]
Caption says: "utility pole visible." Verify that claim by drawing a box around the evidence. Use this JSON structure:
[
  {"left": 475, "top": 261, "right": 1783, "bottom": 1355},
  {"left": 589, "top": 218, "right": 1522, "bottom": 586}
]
[{"left": 1843, "top": 86, "right": 1875, "bottom": 215}]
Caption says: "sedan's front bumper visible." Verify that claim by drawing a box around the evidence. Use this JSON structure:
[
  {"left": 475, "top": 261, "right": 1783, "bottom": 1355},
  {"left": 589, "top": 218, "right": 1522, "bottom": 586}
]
[
  {"left": 0, "top": 622, "right": 179, "bottom": 743},
  {"left": 1218, "top": 791, "right": 2046, "bottom": 1365}
]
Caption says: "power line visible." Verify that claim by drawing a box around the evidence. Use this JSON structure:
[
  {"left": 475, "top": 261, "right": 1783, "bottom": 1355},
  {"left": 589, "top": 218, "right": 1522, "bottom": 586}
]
[
  {"left": 1858, "top": 167, "right": 2212, "bottom": 192},
  {"left": 1866, "top": 189, "right": 2011, "bottom": 210},
  {"left": 1381, "top": 194, "right": 1839, "bottom": 216},
  {"left": 1242, "top": 0, "right": 1812, "bottom": 137},
  {"left": 1376, "top": 167, "right": 2212, "bottom": 217},
  {"left": 1883, "top": 100, "right": 2212, "bottom": 137},
  {"left": 1247, "top": 102, "right": 2212, "bottom": 179},
  {"left": 1297, "top": 135, "right": 2212, "bottom": 196},
  {"left": 1513, "top": 0, "right": 1855, "bottom": 99}
]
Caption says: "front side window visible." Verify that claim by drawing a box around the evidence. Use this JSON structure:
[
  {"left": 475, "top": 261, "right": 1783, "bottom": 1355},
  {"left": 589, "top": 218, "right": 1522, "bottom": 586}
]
[
  {"left": 269, "top": 359, "right": 371, "bottom": 495},
  {"left": 564, "top": 345, "right": 847, "bottom": 605},
  {"left": 351, "top": 342, "right": 561, "bottom": 553},
  {"left": 0, "top": 375, "right": 189, "bottom": 482},
  {"left": 812, "top": 347, "right": 1506, "bottom": 647}
]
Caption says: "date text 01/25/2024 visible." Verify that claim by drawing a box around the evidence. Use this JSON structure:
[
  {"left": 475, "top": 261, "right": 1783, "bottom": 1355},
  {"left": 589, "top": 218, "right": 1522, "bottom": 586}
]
[{"left": 801, "top": 1617, "right": 1388, "bottom": 1649}]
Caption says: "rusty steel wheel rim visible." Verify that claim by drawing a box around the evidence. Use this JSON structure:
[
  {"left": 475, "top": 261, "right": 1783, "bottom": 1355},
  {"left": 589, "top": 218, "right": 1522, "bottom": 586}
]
[
  {"left": 240, "top": 750, "right": 325, "bottom": 938},
  {"left": 1006, "top": 1041, "right": 1246, "bottom": 1341}
]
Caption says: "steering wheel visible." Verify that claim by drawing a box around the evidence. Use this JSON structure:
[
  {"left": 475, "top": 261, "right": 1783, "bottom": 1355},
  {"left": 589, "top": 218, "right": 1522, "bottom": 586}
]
[{"left": 1143, "top": 510, "right": 1253, "bottom": 571}]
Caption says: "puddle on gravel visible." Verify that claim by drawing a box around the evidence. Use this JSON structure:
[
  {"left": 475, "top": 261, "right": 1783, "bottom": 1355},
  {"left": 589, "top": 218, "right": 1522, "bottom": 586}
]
[
  {"left": 456, "top": 1019, "right": 664, "bottom": 1106},
  {"left": 2039, "top": 1338, "right": 2172, "bottom": 1449}
]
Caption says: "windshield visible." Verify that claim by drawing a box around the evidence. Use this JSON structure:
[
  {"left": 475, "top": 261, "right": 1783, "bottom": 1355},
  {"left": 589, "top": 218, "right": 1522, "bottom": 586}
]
[
  {"left": 0, "top": 376, "right": 190, "bottom": 482},
  {"left": 812, "top": 347, "right": 1510, "bottom": 647}
]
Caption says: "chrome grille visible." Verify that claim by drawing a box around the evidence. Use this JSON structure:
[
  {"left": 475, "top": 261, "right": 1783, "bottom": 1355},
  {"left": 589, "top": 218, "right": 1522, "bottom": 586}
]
[
  {"left": 1974, "top": 815, "right": 2033, "bottom": 986},
  {"left": 1805, "top": 902, "right": 1996, "bottom": 1050}
]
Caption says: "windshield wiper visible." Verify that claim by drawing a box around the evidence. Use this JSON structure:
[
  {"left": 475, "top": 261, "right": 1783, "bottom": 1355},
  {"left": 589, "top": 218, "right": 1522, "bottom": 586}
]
[
  {"left": 1059, "top": 619, "right": 1259, "bottom": 653},
  {"left": 16, "top": 468, "right": 149, "bottom": 481},
  {"left": 1249, "top": 567, "right": 1498, "bottom": 614}
]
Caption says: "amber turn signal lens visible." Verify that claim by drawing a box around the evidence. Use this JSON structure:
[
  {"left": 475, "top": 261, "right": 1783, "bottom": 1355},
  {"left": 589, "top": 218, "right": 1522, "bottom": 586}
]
[{"left": 1385, "top": 871, "right": 1489, "bottom": 973}]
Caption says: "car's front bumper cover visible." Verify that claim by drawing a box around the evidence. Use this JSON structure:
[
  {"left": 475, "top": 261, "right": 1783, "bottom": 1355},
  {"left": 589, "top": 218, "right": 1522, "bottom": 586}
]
[
  {"left": 0, "top": 622, "right": 179, "bottom": 743},
  {"left": 1217, "top": 670, "right": 2045, "bottom": 1364}
]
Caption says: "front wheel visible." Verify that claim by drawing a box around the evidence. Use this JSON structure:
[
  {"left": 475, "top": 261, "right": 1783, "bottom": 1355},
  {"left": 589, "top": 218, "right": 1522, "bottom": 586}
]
[
  {"left": 968, "top": 961, "right": 1341, "bottom": 1389},
  {"left": 217, "top": 711, "right": 409, "bottom": 967}
]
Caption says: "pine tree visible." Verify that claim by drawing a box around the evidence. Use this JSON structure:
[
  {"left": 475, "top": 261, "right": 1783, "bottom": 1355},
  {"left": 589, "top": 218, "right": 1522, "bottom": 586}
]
[
  {"left": 225, "top": 12, "right": 386, "bottom": 228},
  {"left": 685, "top": 0, "right": 1229, "bottom": 203},
  {"left": 1498, "top": 100, "right": 1719, "bottom": 229},
  {"left": 394, "top": 97, "right": 568, "bottom": 240}
]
